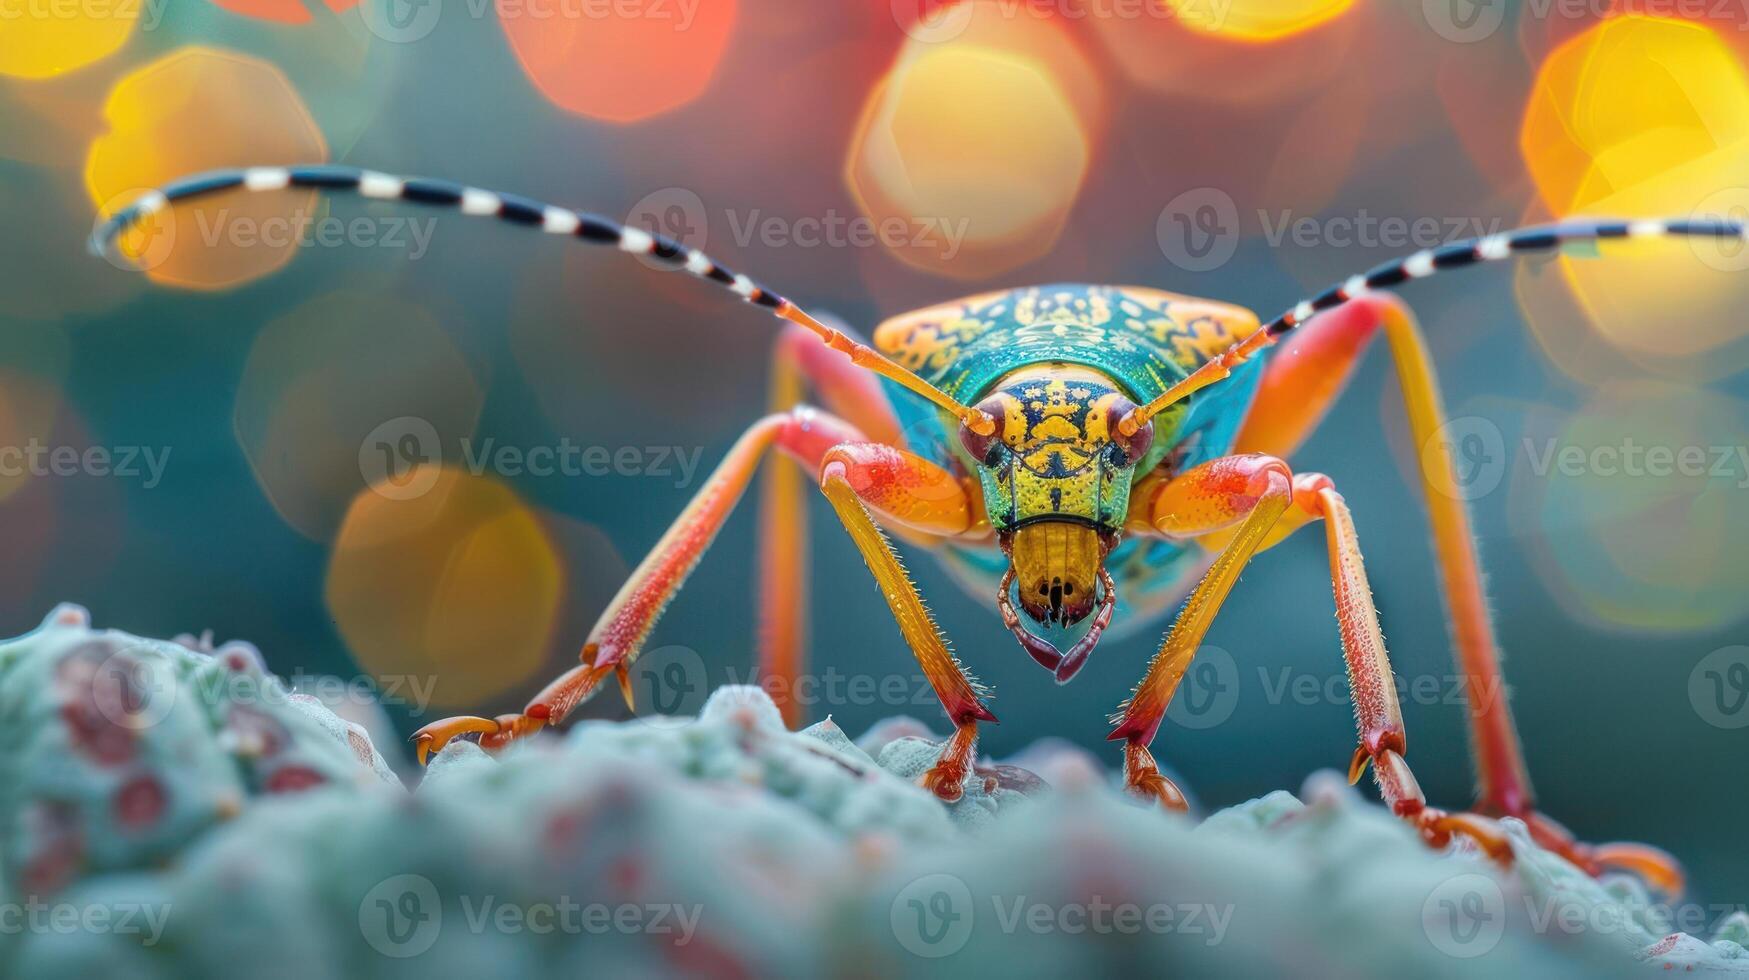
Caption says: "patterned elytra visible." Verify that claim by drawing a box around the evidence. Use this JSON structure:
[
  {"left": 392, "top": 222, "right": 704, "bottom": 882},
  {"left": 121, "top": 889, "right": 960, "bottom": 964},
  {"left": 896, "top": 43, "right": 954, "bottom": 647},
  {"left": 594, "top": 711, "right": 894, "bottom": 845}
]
[{"left": 871, "top": 284, "right": 1264, "bottom": 406}]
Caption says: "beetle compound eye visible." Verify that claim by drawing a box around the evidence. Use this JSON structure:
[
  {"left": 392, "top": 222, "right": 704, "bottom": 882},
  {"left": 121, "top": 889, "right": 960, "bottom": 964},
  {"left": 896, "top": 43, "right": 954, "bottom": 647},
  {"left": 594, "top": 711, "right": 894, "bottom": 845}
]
[
  {"left": 1106, "top": 398, "right": 1154, "bottom": 465},
  {"left": 959, "top": 395, "right": 1014, "bottom": 465}
]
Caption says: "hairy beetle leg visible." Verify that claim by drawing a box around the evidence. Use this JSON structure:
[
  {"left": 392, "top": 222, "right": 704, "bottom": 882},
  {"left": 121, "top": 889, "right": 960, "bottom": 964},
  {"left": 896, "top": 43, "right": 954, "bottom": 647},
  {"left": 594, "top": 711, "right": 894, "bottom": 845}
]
[
  {"left": 818, "top": 449, "right": 998, "bottom": 806},
  {"left": 1238, "top": 298, "right": 1684, "bottom": 892}
]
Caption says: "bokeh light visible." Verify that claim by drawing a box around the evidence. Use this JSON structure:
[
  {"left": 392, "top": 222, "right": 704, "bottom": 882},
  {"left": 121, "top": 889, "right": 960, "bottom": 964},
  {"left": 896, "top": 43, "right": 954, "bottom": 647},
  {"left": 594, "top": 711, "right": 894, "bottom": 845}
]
[
  {"left": 1522, "top": 15, "right": 1749, "bottom": 215},
  {"left": 846, "top": 10, "right": 1100, "bottom": 279},
  {"left": 1513, "top": 382, "right": 1749, "bottom": 633},
  {"left": 0, "top": 0, "right": 136, "bottom": 79},
  {"left": 498, "top": 0, "right": 737, "bottom": 122},
  {"left": 326, "top": 467, "right": 562, "bottom": 707},
  {"left": 0, "top": 371, "right": 64, "bottom": 506},
  {"left": 1170, "top": 0, "right": 1352, "bottom": 41},
  {"left": 233, "top": 289, "right": 484, "bottom": 541},
  {"left": 0, "top": 397, "right": 124, "bottom": 626},
  {"left": 1092, "top": 0, "right": 1358, "bottom": 104},
  {"left": 84, "top": 47, "right": 329, "bottom": 290},
  {"left": 2, "top": 166, "right": 146, "bottom": 320},
  {"left": 208, "top": 0, "right": 359, "bottom": 22},
  {"left": 1519, "top": 16, "right": 1749, "bottom": 377},
  {"left": 0, "top": 69, "right": 109, "bottom": 167}
]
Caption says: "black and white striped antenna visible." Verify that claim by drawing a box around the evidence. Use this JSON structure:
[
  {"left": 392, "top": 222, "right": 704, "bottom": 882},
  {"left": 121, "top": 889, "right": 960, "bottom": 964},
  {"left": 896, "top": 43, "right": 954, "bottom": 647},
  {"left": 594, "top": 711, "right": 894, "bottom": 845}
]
[
  {"left": 89, "top": 164, "right": 1001, "bottom": 434},
  {"left": 1119, "top": 215, "right": 1748, "bottom": 435}
]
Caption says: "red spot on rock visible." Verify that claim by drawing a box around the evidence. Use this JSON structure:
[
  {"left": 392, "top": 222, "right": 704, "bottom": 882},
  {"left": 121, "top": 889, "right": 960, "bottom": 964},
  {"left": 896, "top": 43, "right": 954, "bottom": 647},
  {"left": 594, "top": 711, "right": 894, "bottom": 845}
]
[
  {"left": 226, "top": 705, "right": 288, "bottom": 758},
  {"left": 610, "top": 856, "right": 644, "bottom": 894},
  {"left": 114, "top": 775, "right": 168, "bottom": 830},
  {"left": 544, "top": 810, "right": 586, "bottom": 855},
  {"left": 662, "top": 931, "right": 755, "bottom": 980},
  {"left": 60, "top": 700, "right": 136, "bottom": 766},
  {"left": 265, "top": 765, "right": 326, "bottom": 794},
  {"left": 20, "top": 802, "right": 84, "bottom": 896}
]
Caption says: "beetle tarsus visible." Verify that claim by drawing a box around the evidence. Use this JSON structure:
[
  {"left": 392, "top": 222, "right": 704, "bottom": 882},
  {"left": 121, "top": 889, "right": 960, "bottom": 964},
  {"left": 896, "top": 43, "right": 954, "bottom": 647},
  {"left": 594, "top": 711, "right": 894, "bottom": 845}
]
[
  {"left": 918, "top": 720, "right": 980, "bottom": 803},
  {"left": 1121, "top": 741, "right": 1189, "bottom": 813},
  {"left": 412, "top": 713, "right": 545, "bottom": 765}
]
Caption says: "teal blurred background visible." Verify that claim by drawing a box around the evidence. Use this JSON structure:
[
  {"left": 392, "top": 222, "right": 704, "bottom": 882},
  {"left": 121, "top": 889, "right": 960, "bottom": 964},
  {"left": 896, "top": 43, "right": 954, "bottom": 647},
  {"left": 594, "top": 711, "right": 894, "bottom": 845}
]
[{"left": 1, "top": 0, "right": 1745, "bottom": 901}]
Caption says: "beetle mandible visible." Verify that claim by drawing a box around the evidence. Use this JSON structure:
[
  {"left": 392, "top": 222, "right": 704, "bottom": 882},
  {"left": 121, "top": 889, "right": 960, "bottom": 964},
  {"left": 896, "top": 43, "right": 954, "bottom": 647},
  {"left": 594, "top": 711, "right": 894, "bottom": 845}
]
[{"left": 95, "top": 166, "right": 1742, "bottom": 889}]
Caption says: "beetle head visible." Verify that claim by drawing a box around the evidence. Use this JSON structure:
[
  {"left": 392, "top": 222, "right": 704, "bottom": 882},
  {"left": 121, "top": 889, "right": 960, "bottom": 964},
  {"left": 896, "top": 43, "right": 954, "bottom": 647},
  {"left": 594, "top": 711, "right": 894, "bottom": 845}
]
[{"left": 959, "top": 365, "right": 1155, "bottom": 681}]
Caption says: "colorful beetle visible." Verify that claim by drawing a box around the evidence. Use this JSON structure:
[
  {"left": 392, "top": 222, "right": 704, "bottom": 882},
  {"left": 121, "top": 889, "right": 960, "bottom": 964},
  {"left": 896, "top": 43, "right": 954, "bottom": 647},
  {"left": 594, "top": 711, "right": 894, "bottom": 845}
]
[{"left": 95, "top": 166, "right": 1743, "bottom": 888}]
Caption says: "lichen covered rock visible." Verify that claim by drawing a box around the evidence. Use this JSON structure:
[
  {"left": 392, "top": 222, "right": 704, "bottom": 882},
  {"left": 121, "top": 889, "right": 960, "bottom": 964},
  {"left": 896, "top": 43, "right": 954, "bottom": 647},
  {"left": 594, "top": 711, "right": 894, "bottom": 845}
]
[
  {"left": 0, "top": 611, "right": 1744, "bottom": 978},
  {"left": 0, "top": 606, "right": 399, "bottom": 901}
]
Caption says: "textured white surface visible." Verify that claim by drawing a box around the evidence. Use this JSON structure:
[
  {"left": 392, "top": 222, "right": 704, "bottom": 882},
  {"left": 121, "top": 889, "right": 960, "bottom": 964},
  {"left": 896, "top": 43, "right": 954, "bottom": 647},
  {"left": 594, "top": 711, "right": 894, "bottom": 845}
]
[{"left": 2, "top": 612, "right": 1744, "bottom": 978}]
